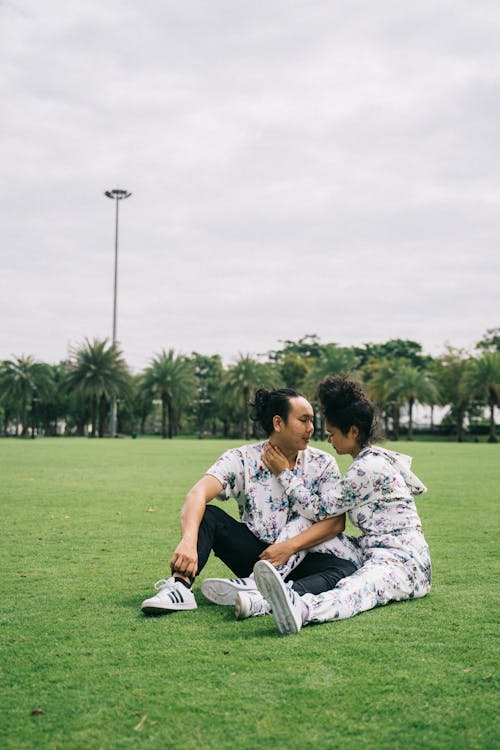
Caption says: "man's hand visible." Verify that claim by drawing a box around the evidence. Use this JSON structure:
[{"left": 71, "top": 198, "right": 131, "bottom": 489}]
[
  {"left": 170, "top": 539, "right": 198, "bottom": 580},
  {"left": 259, "top": 540, "right": 295, "bottom": 567},
  {"left": 262, "top": 442, "right": 289, "bottom": 475},
  {"left": 169, "top": 475, "right": 223, "bottom": 581}
]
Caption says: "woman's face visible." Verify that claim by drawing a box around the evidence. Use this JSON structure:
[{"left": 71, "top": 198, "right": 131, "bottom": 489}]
[{"left": 325, "top": 419, "right": 360, "bottom": 457}]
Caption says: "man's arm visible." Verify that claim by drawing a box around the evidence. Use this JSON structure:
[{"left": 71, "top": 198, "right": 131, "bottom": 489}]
[
  {"left": 169, "top": 474, "right": 223, "bottom": 580},
  {"left": 259, "top": 515, "right": 346, "bottom": 567}
]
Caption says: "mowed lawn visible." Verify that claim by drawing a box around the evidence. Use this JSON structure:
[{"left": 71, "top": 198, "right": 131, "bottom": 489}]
[{"left": 1, "top": 438, "right": 498, "bottom": 750}]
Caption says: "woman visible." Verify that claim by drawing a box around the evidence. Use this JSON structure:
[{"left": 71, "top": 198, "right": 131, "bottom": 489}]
[{"left": 255, "top": 375, "right": 431, "bottom": 634}]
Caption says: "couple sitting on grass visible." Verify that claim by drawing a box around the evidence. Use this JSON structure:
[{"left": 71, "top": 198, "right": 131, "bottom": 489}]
[{"left": 141, "top": 376, "right": 431, "bottom": 635}]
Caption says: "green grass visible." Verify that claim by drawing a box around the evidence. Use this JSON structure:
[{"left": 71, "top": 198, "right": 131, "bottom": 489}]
[{"left": 1, "top": 438, "right": 499, "bottom": 749}]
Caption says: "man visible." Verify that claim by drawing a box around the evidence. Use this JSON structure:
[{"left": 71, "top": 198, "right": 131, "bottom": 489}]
[{"left": 141, "top": 387, "right": 360, "bottom": 618}]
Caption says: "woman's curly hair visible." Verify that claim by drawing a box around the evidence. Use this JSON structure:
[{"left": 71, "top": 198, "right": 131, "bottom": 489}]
[{"left": 317, "top": 375, "right": 381, "bottom": 446}]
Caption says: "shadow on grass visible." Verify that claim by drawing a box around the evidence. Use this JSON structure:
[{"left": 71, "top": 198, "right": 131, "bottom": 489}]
[
  {"left": 125, "top": 595, "right": 287, "bottom": 639},
  {"left": 119, "top": 592, "right": 232, "bottom": 617}
]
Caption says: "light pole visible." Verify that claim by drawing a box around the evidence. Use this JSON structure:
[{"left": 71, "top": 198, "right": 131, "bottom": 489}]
[{"left": 104, "top": 188, "right": 132, "bottom": 437}]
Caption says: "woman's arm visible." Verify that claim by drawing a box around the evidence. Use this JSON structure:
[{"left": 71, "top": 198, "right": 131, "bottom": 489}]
[
  {"left": 259, "top": 515, "right": 346, "bottom": 567},
  {"left": 262, "top": 442, "right": 290, "bottom": 474},
  {"left": 262, "top": 443, "right": 347, "bottom": 520}
]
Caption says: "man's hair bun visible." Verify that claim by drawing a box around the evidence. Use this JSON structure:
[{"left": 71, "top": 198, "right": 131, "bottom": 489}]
[{"left": 250, "top": 387, "right": 304, "bottom": 437}]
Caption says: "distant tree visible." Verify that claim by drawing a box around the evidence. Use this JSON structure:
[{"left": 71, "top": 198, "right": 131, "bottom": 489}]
[
  {"left": 36, "top": 362, "right": 69, "bottom": 436},
  {"left": 216, "top": 371, "right": 243, "bottom": 438},
  {"left": 303, "top": 345, "right": 360, "bottom": 438},
  {"left": 364, "top": 358, "right": 404, "bottom": 439},
  {"left": 475, "top": 327, "right": 500, "bottom": 354},
  {"left": 140, "top": 350, "right": 196, "bottom": 439},
  {"left": 392, "top": 365, "right": 439, "bottom": 441},
  {"left": 279, "top": 353, "right": 310, "bottom": 390},
  {"left": 65, "top": 338, "right": 131, "bottom": 437},
  {"left": 115, "top": 373, "right": 155, "bottom": 435},
  {"left": 224, "top": 355, "right": 274, "bottom": 439},
  {"left": 433, "top": 347, "right": 471, "bottom": 442},
  {"left": 465, "top": 352, "right": 500, "bottom": 443},
  {"left": 354, "top": 339, "right": 431, "bottom": 370},
  {"left": 66, "top": 392, "right": 91, "bottom": 437},
  {"left": 0, "top": 384, "right": 14, "bottom": 435},
  {"left": 268, "top": 334, "right": 325, "bottom": 363},
  {"left": 191, "top": 353, "right": 225, "bottom": 437},
  {"left": 306, "top": 345, "right": 359, "bottom": 385},
  {"left": 0, "top": 355, "right": 53, "bottom": 436},
  {"left": 268, "top": 336, "right": 326, "bottom": 420}
]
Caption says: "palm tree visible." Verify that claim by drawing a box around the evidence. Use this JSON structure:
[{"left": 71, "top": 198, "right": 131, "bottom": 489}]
[
  {"left": 66, "top": 392, "right": 92, "bottom": 437},
  {"left": 224, "top": 355, "right": 274, "bottom": 439},
  {"left": 392, "top": 365, "right": 439, "bottom": 441},
  {"left": 0, "top": 389, "right": 12, "bottom": 435},
  {"left": 279, "top": 353, "right": 310, "bottom": 390},
  {"left": 433, "top": 348, "right": 470, "bottom": 442},
  {"left": 191, "top": 353, "right": 225, "bottom": 437},
  {"left": 303, "top": 345, "right": 360, "bottom": 438},
  {"left": 0, "top": 355, "right": 53, "bottom": 436},
  {"left": 364, "top": 358, "right": 403, "bottom": 439},
  {"left": 140, "top": 350, "right": 196, "bottom": 438},
  {"left": 466, "top": 352, "right": 500, "bottom": 443},
  {"left": 65, "top": 338, "right": 131, "bottom": 437},
  {"left": 29, "top": 362, "right": 59, "bottom": 437},
  {"left": 305, "top": 345, "right": 358, "bottom": 389},
  {"left": 475, "top": 327, "right": 500, "bottom": 354},
  {"left": 119, "top": 373, "right": 156, "bottom": 436}
]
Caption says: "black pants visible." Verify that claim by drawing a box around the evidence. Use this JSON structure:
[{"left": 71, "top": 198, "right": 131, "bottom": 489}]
[{"left": 195, "top": 505, "right": 356, "bottom": 596}]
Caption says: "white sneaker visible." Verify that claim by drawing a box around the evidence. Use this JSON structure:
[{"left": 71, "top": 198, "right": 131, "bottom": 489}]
[
  {"left": 253, "top": 560, "right": 304, "bottom": 635},
  {"left": 235, "top": 590, "right": 271, "bottom": 620},
  {"left": 141, "top": 578, "right": 197, "bottom": 614},
  {"left": 200, "top": 576, "right": 257, "bottom": 606}
]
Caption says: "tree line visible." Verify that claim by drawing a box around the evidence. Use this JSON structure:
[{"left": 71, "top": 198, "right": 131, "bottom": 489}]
[{"left": 0, "top": 329, "right": 499, "bottom": 442}]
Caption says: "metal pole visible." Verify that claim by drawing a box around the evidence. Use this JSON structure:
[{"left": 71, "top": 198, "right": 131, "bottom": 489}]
[
  {"left": 112, "top": 196, "right": 119, "bottom": 345},
  {"left": 104, "top": 188, "right": 132, "bottom": 438},
  {"left": 110, "top": 195, "right": 119, "bottom": 438}
]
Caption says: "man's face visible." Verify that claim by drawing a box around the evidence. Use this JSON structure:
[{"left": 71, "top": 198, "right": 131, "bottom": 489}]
[{"left": 273, "top": 396, "right": 315, "bottom": 453}]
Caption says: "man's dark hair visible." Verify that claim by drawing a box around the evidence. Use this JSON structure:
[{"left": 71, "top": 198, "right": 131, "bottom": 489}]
[{"left": 250, "top": 387, "right": 304, "bottom": 436}]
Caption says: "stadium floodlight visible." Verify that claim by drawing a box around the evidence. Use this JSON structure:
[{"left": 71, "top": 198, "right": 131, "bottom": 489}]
[{"left": 104, "top": 188, "right": 132, "bottom": 437}]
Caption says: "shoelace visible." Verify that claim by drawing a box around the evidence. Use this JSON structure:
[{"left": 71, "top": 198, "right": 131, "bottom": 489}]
[
  {"left": 154, "top": 578, "right": 173, "bottom": 591},
  {"left": 286, "top": 581, "right": 299, "bottom": 606},
  {"left": 253, "top": 594, "right": 270, "bottom": 615},
  {"left": 242, "top": 591, "right": 269, "bottom": 616}
]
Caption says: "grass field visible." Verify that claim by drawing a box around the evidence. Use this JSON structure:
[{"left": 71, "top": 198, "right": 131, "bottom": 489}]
[{"left": 1, "top": 437, "right": 499, "bottom": 749}]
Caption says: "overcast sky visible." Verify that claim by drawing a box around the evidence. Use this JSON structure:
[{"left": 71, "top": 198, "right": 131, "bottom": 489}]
[{"left": 1, "top": 0, "right": 499, "bottom": 371}]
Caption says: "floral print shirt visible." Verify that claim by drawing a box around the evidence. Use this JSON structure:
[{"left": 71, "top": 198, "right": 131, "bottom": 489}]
[
  {"left": 277, "top": 445, "right": 427, "bottom": 539},
  {"left": 205, "top": 442, "right": 342, "bottom": 544}
]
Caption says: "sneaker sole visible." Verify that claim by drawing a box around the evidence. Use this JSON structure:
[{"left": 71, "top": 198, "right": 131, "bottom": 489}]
[
  {"left": 141, "top": 601, "right": 197, "bottom": 615},
  {"left": 253, "top": 561, "right": 301, "bottom": 635},
  {"left": 234, "top": 593, "right": 250, "bottom": 620},
  {"left": 200, "top": 579, "right": 256, "bottom": 606}
]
